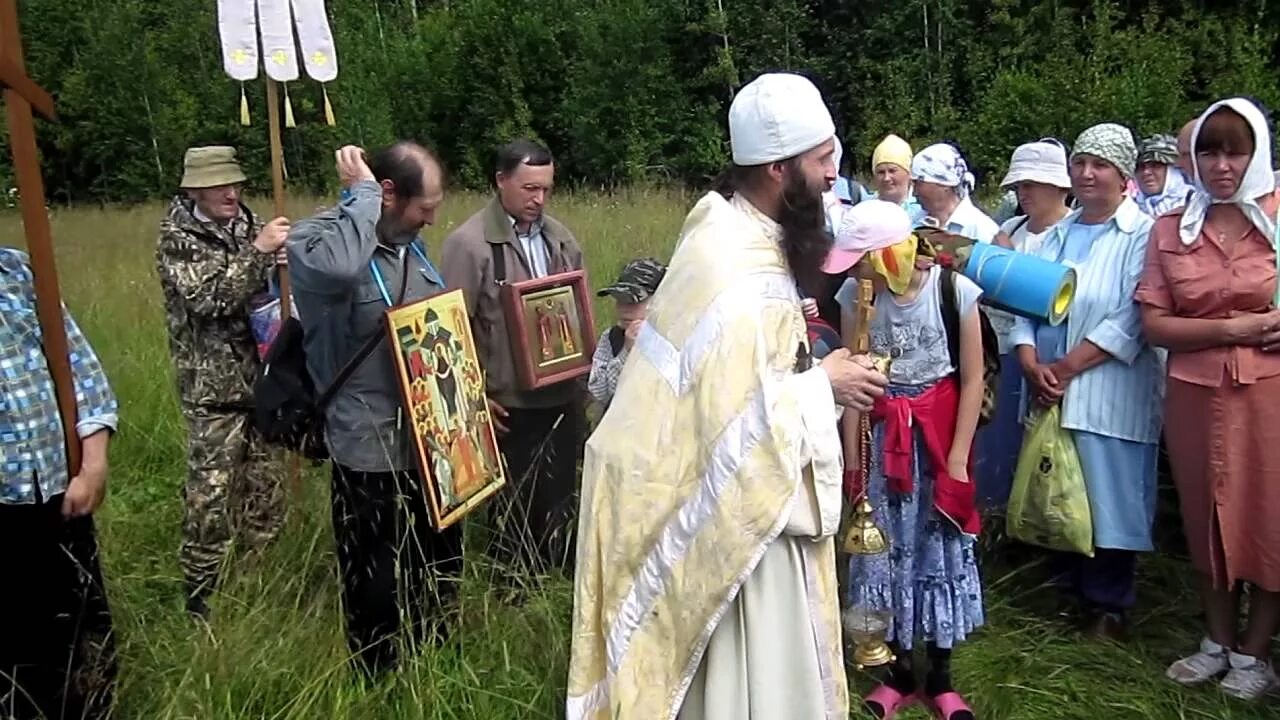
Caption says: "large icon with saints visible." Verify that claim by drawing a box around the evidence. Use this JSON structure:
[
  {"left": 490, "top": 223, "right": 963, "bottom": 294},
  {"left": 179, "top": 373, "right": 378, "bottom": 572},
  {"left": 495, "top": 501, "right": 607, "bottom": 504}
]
[{"left": 385, "top": 289, "right": 505, "bottom": 530}]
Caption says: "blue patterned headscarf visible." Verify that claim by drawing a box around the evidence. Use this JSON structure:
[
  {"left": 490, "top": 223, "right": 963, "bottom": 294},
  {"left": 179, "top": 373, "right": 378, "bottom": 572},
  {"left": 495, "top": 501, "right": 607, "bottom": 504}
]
[{"left": 910, "top": 143, "right": 976, "bottom": 198}]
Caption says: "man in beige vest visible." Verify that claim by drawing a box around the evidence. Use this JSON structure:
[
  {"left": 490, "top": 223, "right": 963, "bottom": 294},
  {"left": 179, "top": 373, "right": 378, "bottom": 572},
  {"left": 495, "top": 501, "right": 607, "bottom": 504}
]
[{"left": 441, "top": 139, "right": 585, "bottom": 580}]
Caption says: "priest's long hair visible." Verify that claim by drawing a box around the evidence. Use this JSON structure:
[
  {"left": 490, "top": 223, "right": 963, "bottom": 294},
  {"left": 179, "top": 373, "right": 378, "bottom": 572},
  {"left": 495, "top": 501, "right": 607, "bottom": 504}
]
[{"left": 712, "top": 161, "right": 833, "bottom": 297}]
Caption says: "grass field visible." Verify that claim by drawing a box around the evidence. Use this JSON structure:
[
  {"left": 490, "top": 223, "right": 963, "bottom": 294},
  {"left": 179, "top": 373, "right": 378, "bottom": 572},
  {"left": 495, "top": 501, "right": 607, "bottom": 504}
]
[{"left": 4, "top": 190, "right": 1276, "bottom": 719}]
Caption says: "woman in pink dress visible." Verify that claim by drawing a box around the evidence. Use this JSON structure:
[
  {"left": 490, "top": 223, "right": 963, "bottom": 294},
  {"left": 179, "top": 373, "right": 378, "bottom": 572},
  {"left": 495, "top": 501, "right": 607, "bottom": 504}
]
[{"left": 1137, "top": 97, "right": 1280, "bottom": 701}]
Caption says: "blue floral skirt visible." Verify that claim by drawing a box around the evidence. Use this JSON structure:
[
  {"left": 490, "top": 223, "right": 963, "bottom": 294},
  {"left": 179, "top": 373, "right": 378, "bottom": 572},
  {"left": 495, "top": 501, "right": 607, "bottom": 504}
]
[{"left": 846, "top": 383, "right": 986, "bottom": 650}]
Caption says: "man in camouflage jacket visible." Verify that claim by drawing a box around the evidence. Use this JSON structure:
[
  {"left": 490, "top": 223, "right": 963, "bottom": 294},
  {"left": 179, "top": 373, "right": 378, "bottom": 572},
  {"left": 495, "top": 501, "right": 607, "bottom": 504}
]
[{"left": 155, "top": 146, "right": 290, "bottom": 616}]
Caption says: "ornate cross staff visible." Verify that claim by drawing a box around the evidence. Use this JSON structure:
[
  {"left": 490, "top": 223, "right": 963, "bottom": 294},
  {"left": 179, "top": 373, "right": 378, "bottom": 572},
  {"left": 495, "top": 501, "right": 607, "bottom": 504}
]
[
  {"left": 0, "top": 0, "right": 81, "bottom": 472},
  {"left": 843, "top": 278, "right": 884, "bottom": 546},
  {"left": 841, "top": 278, "right": 896, "bottom": 669}
]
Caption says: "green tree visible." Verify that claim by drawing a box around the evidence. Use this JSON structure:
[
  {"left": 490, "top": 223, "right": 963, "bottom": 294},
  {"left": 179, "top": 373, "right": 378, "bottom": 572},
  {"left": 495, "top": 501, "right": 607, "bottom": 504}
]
[{"left": 13, "top": 0, "right": 1280, "bottom": 202}]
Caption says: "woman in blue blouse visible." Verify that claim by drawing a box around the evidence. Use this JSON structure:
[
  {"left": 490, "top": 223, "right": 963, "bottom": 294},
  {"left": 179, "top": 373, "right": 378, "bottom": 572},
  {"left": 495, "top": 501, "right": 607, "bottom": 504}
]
[{"left": 1010, "top": 124, "right": 1164, "bottom": 639}]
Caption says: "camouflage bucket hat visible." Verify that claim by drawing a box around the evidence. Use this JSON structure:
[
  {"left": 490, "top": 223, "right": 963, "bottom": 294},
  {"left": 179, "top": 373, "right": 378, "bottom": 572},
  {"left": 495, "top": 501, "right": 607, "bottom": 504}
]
[
  {"left": 597, "top": 257, "right": 667, "bottom": 303},
  {"left": 180, "top": 146, "right": 248, "bottom": 189}
]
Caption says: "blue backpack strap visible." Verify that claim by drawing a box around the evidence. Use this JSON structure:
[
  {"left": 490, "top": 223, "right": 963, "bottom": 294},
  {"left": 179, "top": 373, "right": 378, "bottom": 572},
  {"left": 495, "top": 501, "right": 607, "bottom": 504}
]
[
  {"left": 369, "top": 259, "right": 392, "bottom": 306},
  {"left": 410, "top": 240, "right": 445, "bottom": 287},
  {"left": 369, "top": 240, "right": 443, "bottom": 306}
]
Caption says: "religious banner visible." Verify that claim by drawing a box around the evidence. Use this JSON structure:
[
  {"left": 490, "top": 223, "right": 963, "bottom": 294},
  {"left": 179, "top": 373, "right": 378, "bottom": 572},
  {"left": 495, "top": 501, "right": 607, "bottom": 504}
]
[
  {"left": 500, "top": 270, "right": 597, "bottom": 390},
  {"left": 216, "top": 0, "right": 259, "bottom": 124},
  {"left": 385, "top": 290, "right": 506, "bottom": 531},
  {"left": 256, "top": 0, "right": 299, "bottom": 126},
  {"left": 291, "top": 0, "right": 338, "bottom": 125},
  {"left": 217, "top": 0, "right": 339, "bottom": 127}
]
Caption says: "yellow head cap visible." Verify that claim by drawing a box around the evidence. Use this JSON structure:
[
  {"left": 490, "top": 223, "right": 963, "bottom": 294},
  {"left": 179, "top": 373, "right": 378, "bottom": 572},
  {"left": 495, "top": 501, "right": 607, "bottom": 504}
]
[{"left": 872, "top": 134, "right": 914, "bottom": 173}]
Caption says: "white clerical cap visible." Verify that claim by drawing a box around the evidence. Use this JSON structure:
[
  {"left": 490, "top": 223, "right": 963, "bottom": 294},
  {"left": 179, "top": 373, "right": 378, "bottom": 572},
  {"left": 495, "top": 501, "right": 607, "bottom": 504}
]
[{"left": 729, "top": 73, "right": 836, "bottom": 166}]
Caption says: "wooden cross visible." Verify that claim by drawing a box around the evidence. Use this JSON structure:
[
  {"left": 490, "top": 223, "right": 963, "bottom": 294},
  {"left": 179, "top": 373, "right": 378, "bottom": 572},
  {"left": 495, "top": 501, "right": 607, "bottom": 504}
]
[
  {"left": 0, "top": 0, "right": 82, "bottom": 473},
  {"left": 849, "top": 279, "right": 876, "bottom": 354}
]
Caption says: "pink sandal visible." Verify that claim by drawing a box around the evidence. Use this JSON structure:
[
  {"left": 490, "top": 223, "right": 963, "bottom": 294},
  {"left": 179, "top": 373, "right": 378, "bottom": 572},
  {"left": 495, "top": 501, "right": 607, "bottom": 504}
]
[
  {"left": 862, "top": 684, "right": 918, "bottom": 719},
  {"left": 924, "top": 691, "right": 975, "bottom": 720}
]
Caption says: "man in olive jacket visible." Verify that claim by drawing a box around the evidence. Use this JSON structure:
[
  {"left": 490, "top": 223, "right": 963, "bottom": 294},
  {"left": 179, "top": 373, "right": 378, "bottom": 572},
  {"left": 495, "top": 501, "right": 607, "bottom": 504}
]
[{"left": 441, "top": 139, "right": 585, "bottom": 579}]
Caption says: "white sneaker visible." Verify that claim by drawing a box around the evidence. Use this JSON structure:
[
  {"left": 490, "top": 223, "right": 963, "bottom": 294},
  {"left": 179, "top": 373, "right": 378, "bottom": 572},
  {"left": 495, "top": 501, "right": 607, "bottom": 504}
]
[
  {"left": 1166, "top": 638, "right": 1229, "bottom": 686},
  {"left": 1220, "top": 652, "right": 1279, "bottom": 701}
]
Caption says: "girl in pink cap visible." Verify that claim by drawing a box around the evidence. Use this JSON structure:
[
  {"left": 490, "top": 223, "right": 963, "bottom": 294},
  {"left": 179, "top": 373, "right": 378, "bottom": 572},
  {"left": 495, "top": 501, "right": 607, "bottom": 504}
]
[{"left": 829, "top": 200, "right": 986, "bottom": 720}]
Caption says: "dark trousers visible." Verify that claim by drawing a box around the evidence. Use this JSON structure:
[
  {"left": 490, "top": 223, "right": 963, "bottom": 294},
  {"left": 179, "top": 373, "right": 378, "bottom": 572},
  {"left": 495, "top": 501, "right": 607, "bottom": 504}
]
[
  {"left": 330, "top": 464, "right": 464, "bottom": 676},
  {"left": 1052, "top": 548, "right": 1138, "bottom": 613},
  {"left": 488, "top": 403, "right": 584, "bottom": 576},
  {"left": 0, "top": 498, "right": 117, "bottom": 720}
]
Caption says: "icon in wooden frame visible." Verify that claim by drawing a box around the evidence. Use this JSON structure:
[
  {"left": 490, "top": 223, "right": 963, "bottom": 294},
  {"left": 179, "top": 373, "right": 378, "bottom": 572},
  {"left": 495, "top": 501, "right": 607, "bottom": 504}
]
[
  {"left": 500, "top": 269, "right": 597, "bottom": 390},
  {"left": 385, "top": 289, "right": 506, "bottom": 530}
]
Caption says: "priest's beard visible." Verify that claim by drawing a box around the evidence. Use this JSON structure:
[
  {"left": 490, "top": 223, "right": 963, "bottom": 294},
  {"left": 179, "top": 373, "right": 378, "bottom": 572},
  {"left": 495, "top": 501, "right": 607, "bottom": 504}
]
[{"left": 777, "top": 166, "right": 833, "bottom": 297}]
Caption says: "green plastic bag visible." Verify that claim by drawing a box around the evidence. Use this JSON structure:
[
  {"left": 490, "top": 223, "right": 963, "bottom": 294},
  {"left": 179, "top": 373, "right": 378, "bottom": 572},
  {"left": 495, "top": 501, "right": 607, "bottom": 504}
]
[{"left": 1007, "top": 406, "right": 1094, "bottom": 557}]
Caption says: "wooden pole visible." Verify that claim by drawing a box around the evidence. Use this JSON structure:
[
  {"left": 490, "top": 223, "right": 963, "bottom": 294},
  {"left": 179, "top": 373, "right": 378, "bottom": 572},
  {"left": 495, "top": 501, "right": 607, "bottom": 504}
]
[
  {"left": 264, "top": 79, "right": 291, "bottom": 317},
  {"left": 0, "top": 0, "right": 80, "bottom": 474},
  {"left": 264, "top": 78, "right": 300, "bottom": 491}
]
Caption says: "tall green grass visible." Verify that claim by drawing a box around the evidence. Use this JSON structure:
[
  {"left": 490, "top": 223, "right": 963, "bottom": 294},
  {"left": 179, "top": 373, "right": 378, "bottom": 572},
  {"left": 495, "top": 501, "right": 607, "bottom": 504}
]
[{"left": 1, "top": 191, "right": 1274, "bottom": 718}]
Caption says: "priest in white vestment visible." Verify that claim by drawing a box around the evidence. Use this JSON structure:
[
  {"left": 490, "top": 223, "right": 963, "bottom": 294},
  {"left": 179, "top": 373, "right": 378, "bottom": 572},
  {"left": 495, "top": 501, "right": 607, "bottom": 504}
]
[{"left": 565, "top": 72, "right": 890, "bottom": 720}]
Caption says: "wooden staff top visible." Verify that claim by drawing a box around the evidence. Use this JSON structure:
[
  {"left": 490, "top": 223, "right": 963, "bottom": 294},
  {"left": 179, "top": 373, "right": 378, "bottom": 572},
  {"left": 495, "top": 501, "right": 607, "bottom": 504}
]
[{"left": 848, "top": 278, "right": 875, "bottom": 355}]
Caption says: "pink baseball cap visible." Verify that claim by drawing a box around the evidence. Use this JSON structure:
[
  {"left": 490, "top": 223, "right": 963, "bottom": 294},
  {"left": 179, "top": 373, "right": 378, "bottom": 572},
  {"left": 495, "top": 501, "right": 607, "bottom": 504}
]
[{"left": 821, "top": 199, "right": 914, "bottom": 274}]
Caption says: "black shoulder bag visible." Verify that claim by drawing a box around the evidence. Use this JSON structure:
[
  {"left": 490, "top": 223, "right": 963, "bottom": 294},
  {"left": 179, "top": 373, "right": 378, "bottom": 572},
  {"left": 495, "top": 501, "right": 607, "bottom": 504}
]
[{"left": 253, "top": 257, "right": 411, "bottom": 461}]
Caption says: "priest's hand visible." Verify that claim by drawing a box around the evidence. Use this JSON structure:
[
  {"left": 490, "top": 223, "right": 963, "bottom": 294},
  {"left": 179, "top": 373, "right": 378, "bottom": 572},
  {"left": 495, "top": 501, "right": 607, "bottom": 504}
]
[
  {"left": 820, "top": 349, "right": 888, "bottom": 412},
  {"left": 335, "top": 145, "right": 376, "bottom": 188}
]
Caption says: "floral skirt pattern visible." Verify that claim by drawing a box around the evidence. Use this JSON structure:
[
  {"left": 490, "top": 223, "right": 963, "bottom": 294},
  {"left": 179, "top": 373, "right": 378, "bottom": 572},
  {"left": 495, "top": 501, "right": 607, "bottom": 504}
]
[{"left": 846, "top": 383, "right": 986, "bottom": 651}]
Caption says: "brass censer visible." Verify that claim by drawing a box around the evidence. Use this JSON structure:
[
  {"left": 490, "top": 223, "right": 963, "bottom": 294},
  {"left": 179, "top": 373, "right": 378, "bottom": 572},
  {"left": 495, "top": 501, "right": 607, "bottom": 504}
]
[{"left": 840, "top": 279, "right": 896, "bottom": 670}]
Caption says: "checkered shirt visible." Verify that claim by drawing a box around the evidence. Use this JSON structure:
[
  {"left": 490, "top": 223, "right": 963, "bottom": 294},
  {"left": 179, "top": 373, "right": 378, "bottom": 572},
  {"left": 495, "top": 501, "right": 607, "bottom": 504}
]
[
  {"left": 587, "top": 328, "right": 627, "bottom": 409},
  {"left": 0, "top": 248, "right": 118, "bottom": 504}
]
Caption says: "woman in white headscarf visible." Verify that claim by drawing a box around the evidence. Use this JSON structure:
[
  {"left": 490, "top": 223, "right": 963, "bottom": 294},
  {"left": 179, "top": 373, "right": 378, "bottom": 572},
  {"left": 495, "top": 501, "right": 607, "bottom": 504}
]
[
  {"left": 1011, "top": 123, "right": 1163, "bottom": 640},
  {"left": 910, "top": 143, "right": 1000, "bottom": 242},
  {"left": 1138, "top": 98, "right": 1280, "bottom": 701},
  {"left": 1134, "top": 134, "right": 1194, "bottom": 218}
]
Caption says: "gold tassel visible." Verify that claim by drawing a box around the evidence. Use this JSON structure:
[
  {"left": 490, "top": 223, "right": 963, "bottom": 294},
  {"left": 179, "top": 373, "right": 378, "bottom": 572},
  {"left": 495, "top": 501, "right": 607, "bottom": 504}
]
[
  {"left": 322, "top": 85, "right": 335, "bottom": 126},
  {"left": 283, "top": 84, "right": 296, "bottom": 128},
  {"left": 239, "top": 84, "right": 251, "bottom": 126}
]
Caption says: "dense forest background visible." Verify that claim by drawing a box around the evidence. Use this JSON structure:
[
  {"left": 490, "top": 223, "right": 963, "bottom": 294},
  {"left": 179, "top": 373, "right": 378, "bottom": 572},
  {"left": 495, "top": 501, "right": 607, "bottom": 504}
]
[{"left": 14, "top": 0, "right": 1280, "bottom": 204}]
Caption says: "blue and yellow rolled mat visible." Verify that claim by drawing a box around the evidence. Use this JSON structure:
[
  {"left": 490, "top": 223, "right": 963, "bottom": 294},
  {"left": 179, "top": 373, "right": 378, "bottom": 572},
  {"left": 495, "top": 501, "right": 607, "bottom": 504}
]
[{"left": 962, "top": 241, "right": 1074, "bottom": 326}]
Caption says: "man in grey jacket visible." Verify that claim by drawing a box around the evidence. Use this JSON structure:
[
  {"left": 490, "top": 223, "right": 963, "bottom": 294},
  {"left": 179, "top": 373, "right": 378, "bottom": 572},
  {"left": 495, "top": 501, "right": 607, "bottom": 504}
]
[
  {"left": 441, "top": 139, "right": 585, "bottom": 581},
  {"left": 287, "top": 142, "right": 457, "bottom": 676}
]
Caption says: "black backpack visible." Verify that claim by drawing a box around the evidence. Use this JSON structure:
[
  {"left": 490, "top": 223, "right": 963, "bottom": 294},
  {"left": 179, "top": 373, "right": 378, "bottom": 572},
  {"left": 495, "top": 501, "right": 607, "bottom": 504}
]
[
  {"left": 253, "top": 257, "right": 410, "bottom": 460},
  {"left": 252, "top": 318, "right": 387, "bottom": 461},
  {"left": 938, "top": 268, "right": 1001, "bottom": 426}
]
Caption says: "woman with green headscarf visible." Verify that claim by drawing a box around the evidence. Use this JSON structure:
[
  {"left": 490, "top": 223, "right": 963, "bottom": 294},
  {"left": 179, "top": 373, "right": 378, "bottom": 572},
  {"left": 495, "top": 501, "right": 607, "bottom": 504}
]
[{"left": 1010, "top": 123, "right": 1164, "bottom": 639}]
